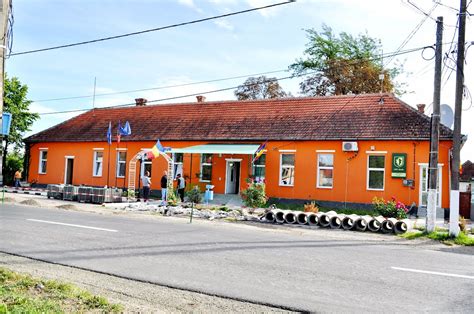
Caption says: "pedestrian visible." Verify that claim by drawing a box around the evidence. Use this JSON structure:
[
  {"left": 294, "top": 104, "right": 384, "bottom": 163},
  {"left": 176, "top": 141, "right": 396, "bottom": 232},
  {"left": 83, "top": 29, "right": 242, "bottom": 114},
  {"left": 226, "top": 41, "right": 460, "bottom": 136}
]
[
  {"left": 141, "top": 170, "right": 151, "bottom": 202},
  {"left": 176, "top": 173, "right": 185, "bottom": 202},
  {"left": 160, "top": 170, "right": 168, "bottom": 204},
  {"left": 14, "top": 169, "right": 22, "bottom": 188}
]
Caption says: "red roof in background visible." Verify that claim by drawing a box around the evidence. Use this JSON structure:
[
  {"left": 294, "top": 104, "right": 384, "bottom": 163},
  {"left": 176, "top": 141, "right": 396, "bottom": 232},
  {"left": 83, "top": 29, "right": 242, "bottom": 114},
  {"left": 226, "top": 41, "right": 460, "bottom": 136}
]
[{"left": 25, "top": 93, "right": 453, "bottom": 143}]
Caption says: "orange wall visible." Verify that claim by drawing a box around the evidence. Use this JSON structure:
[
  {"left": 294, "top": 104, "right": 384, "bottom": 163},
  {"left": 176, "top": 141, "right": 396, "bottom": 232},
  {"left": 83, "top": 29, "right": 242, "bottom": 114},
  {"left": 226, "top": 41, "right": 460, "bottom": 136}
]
[{"left": 27, "top": 139, "right": 453, "bottom": 208}]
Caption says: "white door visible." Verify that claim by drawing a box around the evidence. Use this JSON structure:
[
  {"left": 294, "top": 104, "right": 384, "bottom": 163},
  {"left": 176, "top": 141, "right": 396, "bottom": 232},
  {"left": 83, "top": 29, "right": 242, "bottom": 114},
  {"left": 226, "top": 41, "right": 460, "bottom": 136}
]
[
  {"left": 225, "top": 161, "right": 240, "bottom": 194},
  {"left": 419, "top": 164, "right": 442, "bottom": 207}
]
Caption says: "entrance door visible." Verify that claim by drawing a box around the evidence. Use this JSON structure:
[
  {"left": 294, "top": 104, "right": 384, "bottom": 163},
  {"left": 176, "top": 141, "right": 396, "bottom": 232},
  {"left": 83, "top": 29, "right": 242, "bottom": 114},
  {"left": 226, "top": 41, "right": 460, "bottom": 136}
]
[
  {"left": 65, "top": 158, "right": 74, "bottom": 185},
  {"left": 140, "top": 157, "right": 152, "bottom": 178},
  {"left": 226, "top": 161, "right": 240, "bottom": 194}
]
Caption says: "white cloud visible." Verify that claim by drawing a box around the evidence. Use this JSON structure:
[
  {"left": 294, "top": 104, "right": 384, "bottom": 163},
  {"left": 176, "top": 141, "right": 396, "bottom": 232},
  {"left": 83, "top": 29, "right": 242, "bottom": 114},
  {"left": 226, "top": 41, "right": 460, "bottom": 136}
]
[
  {"left": 214, "top": 19, "right": 234, "bottom": 30},
  {"left": 246, "top": 0, "right": 287, "bottom": 18},
  {"left": 177, "top": 0, "right": 204, "bottom": 13}
]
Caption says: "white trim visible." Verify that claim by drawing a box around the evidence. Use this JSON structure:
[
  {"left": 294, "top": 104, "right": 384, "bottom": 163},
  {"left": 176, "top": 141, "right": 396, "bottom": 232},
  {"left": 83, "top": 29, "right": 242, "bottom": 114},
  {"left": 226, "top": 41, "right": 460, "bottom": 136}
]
[
  {"left": 224, "top": 160, "right": 241, "bottom": 194},
  {"left": 64, "top": 156, "right": 74, "bottom": 184},
  {"left": 316, "top": 149, "right": 336, "bottom": 153},
  {"left": 279, "top": 149, "right": 296, "bottom": 153},
  {"left": 225, "top": 158, "right": 243, "bottom": 162},
  {"left": 38, "top": 147, "right": 49, "bottom": 150},
  {"left": 418, "top": 163, "right": 444, "bottom": 166},
  {"left": 419, "top": 164, "right": 443, "bottom": 207},
  {"left": 93, "top": 148, "right": 104, "bottom": 151},
  {"left": 116, "top": 148, "right": 128, "bottom": 151},
  {"left": 367, "top": 155, "right": 385, "bottom": 191},
  {"left": 365, "top": 151, "right": 387, "bottom": 154},
  {"left": 93, "top": 151, "right": 103, "bottom": 177},
  {"left": 279, "top": 153, "right": 295, "bottom": 187},
  {"left": 38, "top": 150, "right": 48, "bottom": 174},
  {"left": 317, "top": 153, "right": 334, "bottom": 189}
]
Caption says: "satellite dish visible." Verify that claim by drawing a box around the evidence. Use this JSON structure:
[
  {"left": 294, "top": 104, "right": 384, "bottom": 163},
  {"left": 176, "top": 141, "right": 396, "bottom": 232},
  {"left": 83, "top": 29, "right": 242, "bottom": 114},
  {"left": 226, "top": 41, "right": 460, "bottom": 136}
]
[{"left": 440, "top": 104, "right": 454, "bottom": 128}]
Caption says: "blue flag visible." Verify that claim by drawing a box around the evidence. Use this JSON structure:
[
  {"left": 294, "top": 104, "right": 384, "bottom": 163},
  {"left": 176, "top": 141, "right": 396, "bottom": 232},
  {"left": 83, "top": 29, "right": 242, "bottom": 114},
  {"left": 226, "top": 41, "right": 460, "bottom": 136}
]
[
  {"left": 119, "top": 121, "right": 132, "bottom": 136},
  {"left": 106, "top": 122, "right": 112, "bottom": 145}
]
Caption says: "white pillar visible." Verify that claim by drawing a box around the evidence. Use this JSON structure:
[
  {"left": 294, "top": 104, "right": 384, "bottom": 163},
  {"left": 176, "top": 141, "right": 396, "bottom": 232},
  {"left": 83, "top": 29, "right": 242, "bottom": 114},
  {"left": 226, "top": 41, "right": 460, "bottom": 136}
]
[
  {"left": 449, "top": 190, "right": 460, "bottom": 236},
  {"left": 426, "top": 189, "right": 437, "bottom": 232}
]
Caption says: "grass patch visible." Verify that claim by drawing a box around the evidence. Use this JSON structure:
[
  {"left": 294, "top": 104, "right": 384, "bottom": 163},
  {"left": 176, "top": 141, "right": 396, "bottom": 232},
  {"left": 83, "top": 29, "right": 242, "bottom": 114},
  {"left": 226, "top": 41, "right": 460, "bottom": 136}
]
[
  {"left": 0, "top": 267, "right": 122, "bottom": 313},
  {"left": 400, "top": 231, "right": 474, "bottom": 246}
]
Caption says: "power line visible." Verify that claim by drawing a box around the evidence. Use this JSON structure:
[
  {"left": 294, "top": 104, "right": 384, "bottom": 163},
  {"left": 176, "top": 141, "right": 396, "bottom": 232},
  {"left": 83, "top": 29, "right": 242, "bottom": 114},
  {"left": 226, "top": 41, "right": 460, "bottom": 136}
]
[
  {"left": 10, "top": 1, "right": 295, "bottom": 57},
  {"left": 35, "top": 44, "right": 433, "bottom": 116},
  {"left": 32, "top": 69, "right": 288, "bottom": 103}
]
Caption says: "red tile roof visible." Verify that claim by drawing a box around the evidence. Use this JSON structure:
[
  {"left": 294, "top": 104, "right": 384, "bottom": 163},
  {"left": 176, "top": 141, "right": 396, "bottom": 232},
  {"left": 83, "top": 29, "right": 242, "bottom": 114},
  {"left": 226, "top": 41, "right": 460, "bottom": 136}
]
[{"left": 25, "top": 93, "right": 453, "bottom": 143}]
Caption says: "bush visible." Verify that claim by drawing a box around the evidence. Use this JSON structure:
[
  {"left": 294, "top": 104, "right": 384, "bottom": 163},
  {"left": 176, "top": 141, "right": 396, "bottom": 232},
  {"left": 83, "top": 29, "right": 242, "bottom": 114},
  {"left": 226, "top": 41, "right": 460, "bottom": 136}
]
[
  {"left": 186, "top": 186, "right": 202, "bottom": 204},
  {"left": 372, "top": 196, "right": 408, "bottom": 219},
  {"left": 241, "top": 182, "right": 267, "bottom": 208}
]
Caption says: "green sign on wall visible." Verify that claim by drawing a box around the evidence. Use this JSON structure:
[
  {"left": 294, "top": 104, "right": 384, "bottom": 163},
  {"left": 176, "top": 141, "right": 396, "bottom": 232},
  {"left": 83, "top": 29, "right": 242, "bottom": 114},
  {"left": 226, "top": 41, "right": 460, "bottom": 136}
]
[{"left": 392, "top": 153, "right": 407, "bottom": 178}]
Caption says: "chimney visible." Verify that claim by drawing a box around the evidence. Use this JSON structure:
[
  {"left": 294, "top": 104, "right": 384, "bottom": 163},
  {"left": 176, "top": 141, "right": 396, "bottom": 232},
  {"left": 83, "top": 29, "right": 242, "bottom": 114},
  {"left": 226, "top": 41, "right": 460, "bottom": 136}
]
[
  {"left": 135, "top": 98, "right": 147, "bottom": 106},
  {"left": 196, "top": 95, "right": 206, "bottom": 103},
  {"left": 416, "top": 104, "right": 425, "bottom": 114}
]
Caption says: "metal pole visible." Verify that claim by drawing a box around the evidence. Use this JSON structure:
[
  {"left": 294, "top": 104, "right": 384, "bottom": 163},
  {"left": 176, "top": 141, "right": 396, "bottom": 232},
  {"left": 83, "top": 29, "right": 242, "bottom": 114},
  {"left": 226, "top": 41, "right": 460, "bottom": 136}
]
[
  {"left": 426, "top": 16, "right": 443, "bottom": 233},
  {"left": 0, "top": 0, "right": 10, "bottom": 186},
  {"left": 449, "top": 0, "right": 467, "bottom": 237}
]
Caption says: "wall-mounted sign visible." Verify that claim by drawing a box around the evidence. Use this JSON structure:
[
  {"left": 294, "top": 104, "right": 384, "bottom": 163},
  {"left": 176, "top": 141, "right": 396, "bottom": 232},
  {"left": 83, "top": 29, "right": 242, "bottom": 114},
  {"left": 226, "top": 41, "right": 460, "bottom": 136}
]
[
  {"left": 2, "top": 113, "right": 12, "bottom": 136},
  {"left": 392, "top": 153, "right": 407, "bottom": 178}
]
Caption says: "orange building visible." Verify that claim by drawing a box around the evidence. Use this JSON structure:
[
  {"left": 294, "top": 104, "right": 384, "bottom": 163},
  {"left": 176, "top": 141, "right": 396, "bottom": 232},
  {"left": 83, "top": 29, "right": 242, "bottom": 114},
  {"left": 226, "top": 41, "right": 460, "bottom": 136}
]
[{"left": 24, "top": 94, "right": 454, "bottom": 209}]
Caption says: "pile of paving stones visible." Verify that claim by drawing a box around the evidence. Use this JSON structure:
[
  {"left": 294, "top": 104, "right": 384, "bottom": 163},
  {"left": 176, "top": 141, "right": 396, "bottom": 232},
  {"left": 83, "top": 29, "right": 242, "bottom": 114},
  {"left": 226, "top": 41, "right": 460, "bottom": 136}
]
[{"left": 109, "top": 201, "right": 266, "bottom": 222}]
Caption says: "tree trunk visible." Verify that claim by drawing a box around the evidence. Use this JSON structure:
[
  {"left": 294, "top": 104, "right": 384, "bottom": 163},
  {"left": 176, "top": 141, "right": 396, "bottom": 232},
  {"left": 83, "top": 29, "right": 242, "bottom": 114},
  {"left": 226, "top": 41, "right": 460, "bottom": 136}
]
[{"left": 2, "top": 139, "right": 9, "bottom": 175}]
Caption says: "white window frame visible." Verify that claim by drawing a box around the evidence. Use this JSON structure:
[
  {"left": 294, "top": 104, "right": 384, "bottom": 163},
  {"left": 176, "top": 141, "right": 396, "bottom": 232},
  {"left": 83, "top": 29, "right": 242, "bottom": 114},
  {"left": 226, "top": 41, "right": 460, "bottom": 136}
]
[
  {"left": 252, "top": 154, "right": 266, "bottom": 183},
  {"left": 279, "top": 153, "right": 295, "bottom": 187},
  {"left": 419, "top": 163, "right": 443, "bottom": 208},
  {"left": 92, "top": 150, "right": 104, "bottom": 177},
  {"left": 367, "top": 155, "right": 385, "bottom": 191},
  {"left": 200, "top": 153, "right": 212, "bottom": 182},
  {"left": 116, "top": 151, "right": 127, "bottom": 178},
  {"left": 39, "top": 150, "right": 48, "bottom": 174},
  {"left": 173, "top": 153, "right": 184, "bottom": 179},
  {"left": 317, "top": 153, "right": 334, "bottom": 189}
]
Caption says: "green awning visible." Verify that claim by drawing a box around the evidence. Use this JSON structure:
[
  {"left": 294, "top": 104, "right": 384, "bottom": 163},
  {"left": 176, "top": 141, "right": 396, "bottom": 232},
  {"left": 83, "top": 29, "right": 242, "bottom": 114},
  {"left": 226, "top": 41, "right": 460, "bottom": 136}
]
[{"left": 171, "top": 144, "right": 260, "bottom": 155}]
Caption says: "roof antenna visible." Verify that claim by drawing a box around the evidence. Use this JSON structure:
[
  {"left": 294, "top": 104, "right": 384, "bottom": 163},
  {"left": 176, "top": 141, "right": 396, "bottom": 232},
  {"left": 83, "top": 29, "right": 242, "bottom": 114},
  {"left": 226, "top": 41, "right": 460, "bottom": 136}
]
[
  {"left": 92, "top": 77, "right": 97, "bottom": 111},
  {"left": 378, "top": 48, "right": 385, "bottom": 105}
]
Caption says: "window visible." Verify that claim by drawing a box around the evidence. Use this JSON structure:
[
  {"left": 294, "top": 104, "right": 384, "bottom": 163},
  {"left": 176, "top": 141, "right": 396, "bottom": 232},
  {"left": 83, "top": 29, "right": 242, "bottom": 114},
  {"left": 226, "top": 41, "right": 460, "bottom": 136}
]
[
  {"left": 140, "top": 154, "right": 152, "bottom": 178},
  {"left": 279, "top": 154, "right": 295, "bottom": 186},
  {"left": 200, "top": 154, "right": 212, "bottom": 182},
  {"left": 367, "top": 155, "right": 385, "bottom": 190},
  {"left": 317, "top": 154, "right": 333, "bottom": 188},
  {"left": 173, "top": 153, "right": 184, "bottom": 179},
  {"left": 93, "top": 151, "right": 103, "bottom": 177},
  {"left": 420, "top": 165, "right": 442, "bottom": 207},
  {"left": 116, "top": 152, "right": 127, "bottom": 178},
  {"left": 39, "top": 150, "right": 48, "bottom": 174},
  {"left": 252, "top": 154, "right": 266, "bottom": 183}
]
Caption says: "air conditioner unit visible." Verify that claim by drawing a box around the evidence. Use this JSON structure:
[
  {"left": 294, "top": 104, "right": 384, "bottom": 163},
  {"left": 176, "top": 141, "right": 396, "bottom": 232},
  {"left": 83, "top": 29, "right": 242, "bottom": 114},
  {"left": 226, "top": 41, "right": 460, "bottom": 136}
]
[{"left": 342, "top": 141, "right": 358, "bottom": 152}]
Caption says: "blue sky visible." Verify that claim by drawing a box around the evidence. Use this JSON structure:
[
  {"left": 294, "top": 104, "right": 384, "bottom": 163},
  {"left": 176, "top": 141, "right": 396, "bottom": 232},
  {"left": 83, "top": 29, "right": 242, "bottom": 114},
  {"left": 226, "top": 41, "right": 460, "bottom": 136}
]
[{"left": 6, "top": 0, "right": 474, "bottom": 160}]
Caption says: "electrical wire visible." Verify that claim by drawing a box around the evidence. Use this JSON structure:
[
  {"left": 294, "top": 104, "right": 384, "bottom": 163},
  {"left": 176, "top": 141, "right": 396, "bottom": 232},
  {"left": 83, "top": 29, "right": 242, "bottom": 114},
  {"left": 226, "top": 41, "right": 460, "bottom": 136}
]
[
  {"left": 34, "top": 44, "right": 437, "bottom": 116},
  {"left": 10, "top": 0, "right": 295, "bottom": 57},
  {"left": 32, "top": 69, "right": 289, "bottom": 103}
]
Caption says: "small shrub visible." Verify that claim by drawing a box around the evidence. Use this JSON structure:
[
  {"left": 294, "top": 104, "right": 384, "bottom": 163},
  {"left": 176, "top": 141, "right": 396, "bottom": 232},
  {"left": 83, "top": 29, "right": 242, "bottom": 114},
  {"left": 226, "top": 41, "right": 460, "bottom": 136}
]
[
  {"left": 372, "top": 196, "right": 408, "bottom": 219},
  {"left": 459, "top": 216, "right": 467, "bottom": 233},
  {"left": 304, "top": 201, "right": 319, "bottom": 213},
  {"left": 186, "top": 186, "right": 202, "bottom": 204},
  {"left": 241, "top": 182, "right": 268, "bottom": 208},
  {"left": 167, "top": 189, "right": 178, "bottom": 206}
]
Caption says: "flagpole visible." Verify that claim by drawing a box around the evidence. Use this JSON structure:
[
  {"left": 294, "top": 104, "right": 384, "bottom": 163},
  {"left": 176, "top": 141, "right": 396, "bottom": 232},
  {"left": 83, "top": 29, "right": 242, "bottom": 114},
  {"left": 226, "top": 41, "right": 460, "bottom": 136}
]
[
  {"left": 107, "top": 143, "right": 111, "bottom": 187},
  {"left": 115, "top": 124, "right": 119, "bottom": 187}
]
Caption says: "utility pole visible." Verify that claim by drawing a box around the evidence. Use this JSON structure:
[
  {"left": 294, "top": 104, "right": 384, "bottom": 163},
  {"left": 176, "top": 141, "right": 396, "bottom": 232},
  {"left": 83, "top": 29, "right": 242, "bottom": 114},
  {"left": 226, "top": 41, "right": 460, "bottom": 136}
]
[
  {"left": 427, "top": 16, "right": 443, "bottom": 233},
  {"left": 0, "top": 0, "right": 10, "bottom": 186},
  {"left": 450, "top": 0, "right": 467, "bottom": 237}
]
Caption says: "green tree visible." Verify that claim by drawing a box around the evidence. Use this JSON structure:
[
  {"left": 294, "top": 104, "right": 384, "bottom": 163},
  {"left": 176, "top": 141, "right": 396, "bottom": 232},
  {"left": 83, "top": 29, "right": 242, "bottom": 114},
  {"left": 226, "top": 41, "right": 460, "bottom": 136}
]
[
  {"left": 234, "top": 76, "right": 288, "bottom": 100},
  {"left": 2, "top": 75, "right": 39, "bottom": 171},
  {"left": 4, "top": 152, "right": 23, "bottom": 186},
  {"left": 290, "top": 25, "right": 401, "bottom": 96}
]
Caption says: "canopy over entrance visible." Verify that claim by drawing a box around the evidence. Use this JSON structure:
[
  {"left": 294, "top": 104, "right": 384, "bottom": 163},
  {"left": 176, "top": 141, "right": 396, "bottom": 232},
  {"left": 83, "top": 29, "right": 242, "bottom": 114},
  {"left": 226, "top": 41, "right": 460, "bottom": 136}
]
[{"left": 171, "top": 144, "right": 260, "bottom": 155}]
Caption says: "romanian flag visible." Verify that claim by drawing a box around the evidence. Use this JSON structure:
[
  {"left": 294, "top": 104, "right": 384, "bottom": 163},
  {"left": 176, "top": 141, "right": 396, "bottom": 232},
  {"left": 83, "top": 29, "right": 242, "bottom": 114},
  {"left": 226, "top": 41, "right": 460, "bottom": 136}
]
[
  {"left": 147, "top": 140, "right": 165, "bottom": 159},
  {"left": 252, "top": 141, "right": 267, "bottom": 163}
]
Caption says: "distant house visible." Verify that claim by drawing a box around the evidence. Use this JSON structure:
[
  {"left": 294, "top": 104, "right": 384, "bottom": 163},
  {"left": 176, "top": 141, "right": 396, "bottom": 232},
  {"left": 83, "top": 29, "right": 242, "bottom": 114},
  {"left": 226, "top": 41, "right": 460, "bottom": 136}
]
[
  {"left": 460, "top": 160, "right": 474, "bottom": 192},
  {"left": 24, "top": 93, "right": 455, "bottom": 209}
]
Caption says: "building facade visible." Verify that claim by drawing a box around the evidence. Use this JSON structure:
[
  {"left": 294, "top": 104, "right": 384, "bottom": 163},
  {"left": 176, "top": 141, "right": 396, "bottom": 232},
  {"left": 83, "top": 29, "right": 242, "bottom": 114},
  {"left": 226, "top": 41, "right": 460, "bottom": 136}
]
[{"left": 24, "top": 94, "right": 454, "bottom": 208}]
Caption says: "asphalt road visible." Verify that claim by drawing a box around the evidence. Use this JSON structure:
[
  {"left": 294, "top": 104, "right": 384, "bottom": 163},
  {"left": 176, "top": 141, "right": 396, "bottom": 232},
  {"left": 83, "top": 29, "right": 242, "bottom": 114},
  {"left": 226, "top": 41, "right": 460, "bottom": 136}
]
[{"left": 1, "top": 204, "right": 473, "bottom": 312}]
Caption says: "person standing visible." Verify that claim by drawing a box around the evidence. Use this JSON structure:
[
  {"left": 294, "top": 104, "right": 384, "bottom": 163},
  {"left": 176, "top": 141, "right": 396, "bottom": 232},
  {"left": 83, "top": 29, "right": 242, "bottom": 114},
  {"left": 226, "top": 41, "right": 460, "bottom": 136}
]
[
  {"left": 160, "top": 171, "right": 168, "bottom": 204},
  {"left": 176, "top": 173, "right": 185, "bottom": 202},
  {"left": 141, "top": 170, "right": 151, "bottom": 202},
  {"left": 14, "top": 169, "right": 22, "bottom": 188}
]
